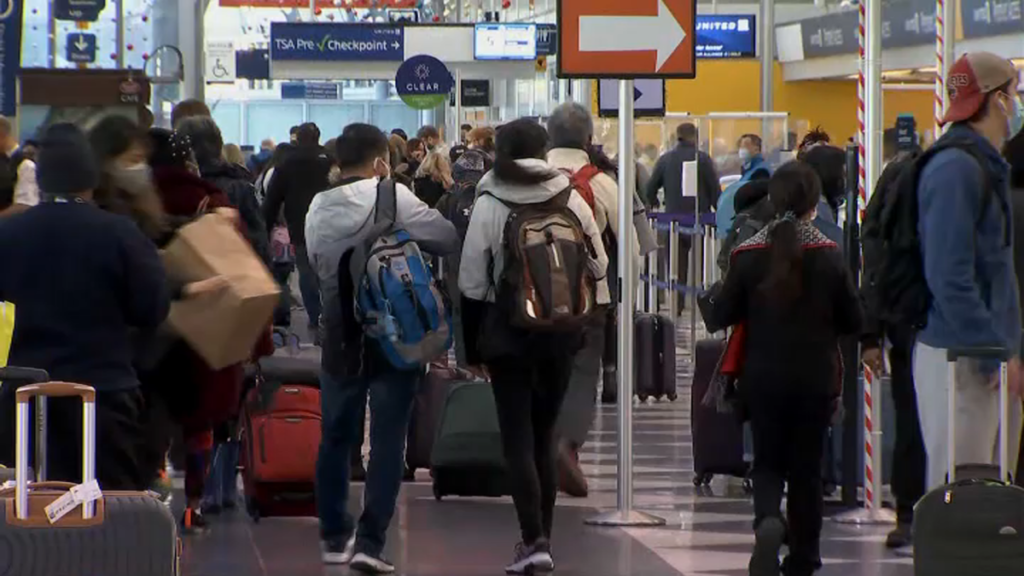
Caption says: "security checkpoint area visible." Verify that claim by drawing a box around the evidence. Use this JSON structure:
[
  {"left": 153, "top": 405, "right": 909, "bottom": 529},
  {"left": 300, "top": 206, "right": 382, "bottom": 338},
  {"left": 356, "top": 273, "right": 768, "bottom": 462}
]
[{"left": 2, "top": 0, "right": 1024, "bottom": 574}]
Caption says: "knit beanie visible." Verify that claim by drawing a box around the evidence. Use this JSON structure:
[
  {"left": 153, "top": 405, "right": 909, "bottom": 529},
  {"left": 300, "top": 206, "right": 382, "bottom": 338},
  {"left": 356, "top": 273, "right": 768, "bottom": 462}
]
[{"left": 36, "top": 123, "right": 100, "bottom": 197}]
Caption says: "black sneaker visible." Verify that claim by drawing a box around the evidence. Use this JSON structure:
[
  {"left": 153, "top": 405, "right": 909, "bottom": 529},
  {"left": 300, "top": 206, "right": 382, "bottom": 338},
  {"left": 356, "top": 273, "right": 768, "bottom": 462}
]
[
  {"left": 350, "top": 551, "right": 395, "bottom": 574},
  {"left": 181, "top": 507, "right": 209, "bottom": 534},
  {"left": 321, "top": 534, "right": 356, "bottom": 565},
  {"left": 886, "top": 522, "right": 913, "bottom": 548},
  {"left": 504, "top": 539, "right": 554, "bottom": 574},
  {"left": 749, "top": 517, "right": 784, "bottom": 576}
]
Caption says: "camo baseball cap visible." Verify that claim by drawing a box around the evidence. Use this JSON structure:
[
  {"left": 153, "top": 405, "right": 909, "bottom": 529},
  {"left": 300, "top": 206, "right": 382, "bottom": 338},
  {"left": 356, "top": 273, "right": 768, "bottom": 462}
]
[{"left": 942, "top": 52, "right": 1019, "bottom": 125}]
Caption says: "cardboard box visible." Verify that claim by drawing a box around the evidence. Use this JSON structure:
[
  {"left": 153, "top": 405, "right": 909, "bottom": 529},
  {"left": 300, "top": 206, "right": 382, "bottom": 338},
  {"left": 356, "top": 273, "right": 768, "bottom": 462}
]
[{"left": 162, "top": 214, "right": 280, "bottom": 370}]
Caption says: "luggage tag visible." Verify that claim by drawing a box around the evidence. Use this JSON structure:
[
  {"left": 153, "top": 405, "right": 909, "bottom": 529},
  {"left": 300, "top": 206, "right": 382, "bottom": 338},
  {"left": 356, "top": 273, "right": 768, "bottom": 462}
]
[{"left": 45, "top": 479, "right": 102, "bottom": 523}]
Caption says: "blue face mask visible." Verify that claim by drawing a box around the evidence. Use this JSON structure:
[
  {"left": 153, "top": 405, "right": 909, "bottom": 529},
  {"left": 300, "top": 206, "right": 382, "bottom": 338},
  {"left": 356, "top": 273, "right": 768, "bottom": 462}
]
[
  {"left": 1010, "top": 95, "right": 1024, "bottom": 139},
  {"left": 738, "top": 148, "right": 752, "bottom": 162}
]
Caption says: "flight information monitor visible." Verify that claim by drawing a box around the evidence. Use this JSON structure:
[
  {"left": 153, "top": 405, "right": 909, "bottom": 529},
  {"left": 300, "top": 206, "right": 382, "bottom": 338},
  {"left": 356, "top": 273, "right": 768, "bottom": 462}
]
[{"left": 474, "top": 23, "right": 538, "bottom": 61}]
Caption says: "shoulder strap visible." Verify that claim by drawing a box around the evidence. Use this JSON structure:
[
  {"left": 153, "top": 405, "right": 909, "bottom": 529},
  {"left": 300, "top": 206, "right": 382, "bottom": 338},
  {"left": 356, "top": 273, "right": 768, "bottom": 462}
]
[
  {"left": 348, "top": 179, "right": 399, "bottom": 291},
  {"left": 374, "top": 178, "right": 397, "bottom": 227}
]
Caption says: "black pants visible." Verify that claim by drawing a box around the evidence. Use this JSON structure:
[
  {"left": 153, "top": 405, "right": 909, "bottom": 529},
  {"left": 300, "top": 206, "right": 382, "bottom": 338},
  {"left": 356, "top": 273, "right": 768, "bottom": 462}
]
[
  {"left": 488, "top": 353, "right": 573, "bottom": 545},
  {"left": 749, "top": 388, "right": 832, "bottom": 576},
  {"left": 887, "top": 324, "right": 926, "bottom": 523},
  {"left": 0, "top": 386, "right": 147, "bottom": 491}
]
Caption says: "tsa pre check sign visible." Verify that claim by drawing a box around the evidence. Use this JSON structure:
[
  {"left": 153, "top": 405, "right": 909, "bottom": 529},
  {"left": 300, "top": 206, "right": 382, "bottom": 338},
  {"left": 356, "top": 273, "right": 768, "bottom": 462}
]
[{"left": 271, "top": 23, "right": 404, "bottom": 62}]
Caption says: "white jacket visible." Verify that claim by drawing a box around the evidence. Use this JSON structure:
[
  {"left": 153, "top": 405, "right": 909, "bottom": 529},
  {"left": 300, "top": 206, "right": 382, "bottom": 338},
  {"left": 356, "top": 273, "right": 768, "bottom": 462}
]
[{"left": 459, "top": 159, "right": 610, "bottom": 305}]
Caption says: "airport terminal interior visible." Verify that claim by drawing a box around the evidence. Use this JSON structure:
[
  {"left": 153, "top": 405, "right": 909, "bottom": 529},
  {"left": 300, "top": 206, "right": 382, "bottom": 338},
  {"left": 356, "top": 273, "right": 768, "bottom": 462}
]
[{"left": 2, "top": 0, "right": 1024, "bottom": 575}]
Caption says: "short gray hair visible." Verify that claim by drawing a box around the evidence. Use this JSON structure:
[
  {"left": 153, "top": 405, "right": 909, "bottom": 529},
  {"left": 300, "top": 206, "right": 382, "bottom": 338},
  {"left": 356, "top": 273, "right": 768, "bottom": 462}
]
[
  {"left": 548, "top": 102, "right": 594, "bottom": 150},
  {"left": 176, "top": 116, "right": 224, "bottom": 165}
]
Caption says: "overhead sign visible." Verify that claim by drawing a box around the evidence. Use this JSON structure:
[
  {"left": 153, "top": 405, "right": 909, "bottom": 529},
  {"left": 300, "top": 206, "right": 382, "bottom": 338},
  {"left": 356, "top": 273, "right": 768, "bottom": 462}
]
[
  {"left": 66, "top": 33, "right": 97, "bottom": 64},
  {"left": 205, "top": 40, "right": 237, "bottom": 83},
  {"left": 558, "top": 0, "right": 697, "bottom": 79},
  {"left": 598, "top": 78, "right": 666, "bottom": 117},
  {"left": 236, "top": 49, "right": 270, "bottom": 80},
  {"left": 396, "top": 54, "right": 454, "bottom": 110},
  {"left": 696, "top": 15, "right": 755, "bottom": 58},
  {"left": 474, "top": 23, "right": 538, "bottom": 61},
  {"left": 387, "top": 8, "right": 420, "bottom": 23},
  {"left": 54, "top": 0, "right": 106, "bottom": 22},
  {"left": 220, "top": 0, "right": 416, "bottom": 7},
  {"left": 270, "top": 23, "right": 404, "bottom": 62},
  {"left": 461, "top": 79, "right": 491, "bottom": 107},
  {"left": 960, "top": 0, "right": 1024, "bottom": 38},
  {"left": 281, "top": 82, "right": 340, "bottom": 100},
  {"left": 798, "top": 0, "right": 939, "bottom": 58},
  {"left": 0, "top": 0, "right": 23, "bottom": 117},
  {"left": 536, "top": 23, "right": 558, "bottom": 56}
]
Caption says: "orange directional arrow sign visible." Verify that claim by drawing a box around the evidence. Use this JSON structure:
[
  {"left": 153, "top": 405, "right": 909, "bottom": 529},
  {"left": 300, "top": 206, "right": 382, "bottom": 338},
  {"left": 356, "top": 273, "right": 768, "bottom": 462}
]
[{"left": 558, "top": 0, "right": 696, "bottom": 79}]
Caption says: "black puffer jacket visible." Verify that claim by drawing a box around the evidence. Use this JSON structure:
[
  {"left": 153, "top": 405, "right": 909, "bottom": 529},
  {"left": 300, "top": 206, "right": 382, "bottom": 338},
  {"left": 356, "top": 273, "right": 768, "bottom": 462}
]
[{"left": 200, "top": 160, "right": 270, "bottom": 264}]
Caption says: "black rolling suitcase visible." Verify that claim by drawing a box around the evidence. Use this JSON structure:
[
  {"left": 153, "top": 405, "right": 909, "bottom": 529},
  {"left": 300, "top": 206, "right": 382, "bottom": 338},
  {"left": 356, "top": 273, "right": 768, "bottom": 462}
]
[
  {"left": 0, "top": 375, "right": 180, "bottom": 576},
  {"left": 430, "top": 381, "right": 509, "bottom": 500},
  {"left": 634, "top": 312, "right": 677, "bottom": 401},
  {"left": 914, "top": 347, "right": 1024, "bottom": 575},
  {"left": 690, "top": 339, "right": 748, "bottom": 486}
]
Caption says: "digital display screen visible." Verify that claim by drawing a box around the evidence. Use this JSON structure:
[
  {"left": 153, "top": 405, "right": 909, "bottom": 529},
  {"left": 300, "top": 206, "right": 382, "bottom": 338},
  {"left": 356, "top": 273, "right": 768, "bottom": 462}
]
[
  {"left": 474, "top": 23, "right": 538, "bottom": 61},
  {"left": 695, "top": 15, "right": 756, "bottom": 59}
]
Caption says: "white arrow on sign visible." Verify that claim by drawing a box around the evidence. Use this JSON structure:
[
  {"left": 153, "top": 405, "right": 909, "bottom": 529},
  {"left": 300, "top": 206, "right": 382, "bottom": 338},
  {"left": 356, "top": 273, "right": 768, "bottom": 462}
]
[
  {"left": 74, "top": 35, "right": 88, "bottom": 52},
  {"left": 578, "top": 0, "right": 686, "bottom": 72}
]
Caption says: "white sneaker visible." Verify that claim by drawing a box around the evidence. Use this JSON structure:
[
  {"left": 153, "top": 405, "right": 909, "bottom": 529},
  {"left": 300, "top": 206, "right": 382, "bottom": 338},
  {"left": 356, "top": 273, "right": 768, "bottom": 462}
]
[
  {"left": 504, "top": 541, "right": 555, "bottom": 574},
  {"left": 321, "top": 534, "right": 356, "bottom": 565},
  {"left": 350, "top": 552, "right": 396, "bottom": 574}
]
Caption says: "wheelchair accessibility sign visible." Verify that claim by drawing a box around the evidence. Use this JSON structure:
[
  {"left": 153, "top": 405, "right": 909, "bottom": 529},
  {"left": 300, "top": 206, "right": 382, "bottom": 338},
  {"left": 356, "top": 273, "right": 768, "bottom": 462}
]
[{"left": 205, "top": 40, "right": 236, "bottom": 83}]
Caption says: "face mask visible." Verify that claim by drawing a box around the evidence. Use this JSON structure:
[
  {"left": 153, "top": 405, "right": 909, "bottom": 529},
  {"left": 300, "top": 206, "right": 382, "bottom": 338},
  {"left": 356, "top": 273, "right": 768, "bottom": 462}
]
[
  {"left": 738, "top": 148, "right": 752, "bottom": 162},
  {"left": 112, "top": 163, "right": 154, "bottom": 196},
  {"left": 1008, "top": 94, "right": 1024, "bottom": 139}
]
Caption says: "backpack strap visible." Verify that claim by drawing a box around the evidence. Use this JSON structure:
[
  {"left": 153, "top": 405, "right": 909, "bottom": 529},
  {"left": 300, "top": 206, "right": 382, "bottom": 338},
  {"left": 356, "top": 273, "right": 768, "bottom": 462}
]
[
  {"left": 348, "top": 179, "right": 399, "bottom": 291},
  {"left": 560, "top": 164, "right": 602, "bottom": 210}
]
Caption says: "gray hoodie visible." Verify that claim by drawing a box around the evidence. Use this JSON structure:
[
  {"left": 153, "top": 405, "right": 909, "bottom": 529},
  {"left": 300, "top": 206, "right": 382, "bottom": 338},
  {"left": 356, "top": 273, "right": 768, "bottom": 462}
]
[
  {"left": 305, "top": 176, "right": 459, "bottom": 378},
  {"left": 459, "top": 159, "right": 610, "bottom": 305}
]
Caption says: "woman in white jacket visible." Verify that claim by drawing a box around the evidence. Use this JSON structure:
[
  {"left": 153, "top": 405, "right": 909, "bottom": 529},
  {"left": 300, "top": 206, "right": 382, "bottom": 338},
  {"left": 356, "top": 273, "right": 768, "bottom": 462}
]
[{"left": 459, "top": 119, "right": 608, "bottom": 574}]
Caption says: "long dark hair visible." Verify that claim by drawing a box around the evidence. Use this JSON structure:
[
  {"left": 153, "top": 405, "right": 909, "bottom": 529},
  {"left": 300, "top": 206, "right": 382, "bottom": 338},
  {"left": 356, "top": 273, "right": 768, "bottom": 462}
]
[
  {"left": 759, "top": 161, "right": 822, "bottom": 304},
  {"left": 492, "top": 119, "right": 553, "bottom": 186}
]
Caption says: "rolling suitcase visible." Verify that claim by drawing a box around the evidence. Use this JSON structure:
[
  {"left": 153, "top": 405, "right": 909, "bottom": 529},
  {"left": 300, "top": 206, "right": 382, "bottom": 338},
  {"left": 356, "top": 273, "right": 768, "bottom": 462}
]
[
  {"left": 241, "top": 356, "right": 321, "bottom": 521},
  {"left": 634, "top": 312, "right": 677, "bottom": 401},
  {"left": 430, "top": 381, "right": 510, "bottom": 500},
  {"left": 691, "top": 338, "right": 748, "bottom": 486},
  {"left": 406, "top": 363, "right": 476, "bottom": 473},
  {"left": 0, "top": 379, "right": 179, "bottom": 576},
  {"left": 913, "top": 347, "right": 1024, "bottom": 575}
]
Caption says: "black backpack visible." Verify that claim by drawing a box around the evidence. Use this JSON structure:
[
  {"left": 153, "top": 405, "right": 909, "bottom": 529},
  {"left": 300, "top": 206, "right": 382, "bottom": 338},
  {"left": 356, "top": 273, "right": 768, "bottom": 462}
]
[{"left": 872, "top": 139, "right": 994, "bottom": 328}]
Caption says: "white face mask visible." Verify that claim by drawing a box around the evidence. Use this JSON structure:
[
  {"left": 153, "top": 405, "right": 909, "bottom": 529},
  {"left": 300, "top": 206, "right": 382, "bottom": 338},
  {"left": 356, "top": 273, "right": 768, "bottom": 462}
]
[{"left": 738, "top": 148, "right": 752, "bottom": 162}]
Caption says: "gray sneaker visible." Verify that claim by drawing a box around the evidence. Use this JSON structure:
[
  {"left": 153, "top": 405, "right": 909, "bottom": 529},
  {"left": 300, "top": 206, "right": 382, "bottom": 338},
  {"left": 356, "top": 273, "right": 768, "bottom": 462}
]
[
  {"left": 350, "top": 551, "right": 396, "bottom": 574},
  {"left": 321, "top": 534, "right": 356, "bottom": 565},
  {"left": 504, "top": 539, "right": 554, "bottom": 574}
]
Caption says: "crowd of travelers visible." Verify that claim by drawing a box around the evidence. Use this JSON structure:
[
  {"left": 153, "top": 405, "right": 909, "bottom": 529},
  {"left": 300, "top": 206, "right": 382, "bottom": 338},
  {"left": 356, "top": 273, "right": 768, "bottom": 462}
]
[{"left": 0, "top": 50, "right": 1021, "bottom": 576}]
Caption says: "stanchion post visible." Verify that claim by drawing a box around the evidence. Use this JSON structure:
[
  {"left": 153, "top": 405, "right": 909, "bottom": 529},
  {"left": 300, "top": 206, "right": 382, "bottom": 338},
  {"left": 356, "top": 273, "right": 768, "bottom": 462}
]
[
  {"left": 668, "top": 220, "right": 679, "bottom": 320},
  {"left": 586, "top": 79, "right": 665, "bottom": 528},
  {"left": 647, "top": 233, "right": 658, "bottom": 314},
  {"left": 689, "top": 223, "right": 699, "bottom": 360}
]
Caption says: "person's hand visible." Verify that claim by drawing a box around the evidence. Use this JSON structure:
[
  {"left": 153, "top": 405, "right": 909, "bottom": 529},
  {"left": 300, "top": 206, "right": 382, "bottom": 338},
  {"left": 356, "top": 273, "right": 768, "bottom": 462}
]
[
  {"left": 214, "top": 207, "right": 240, "bottom": 225},
  {"left": 182, "top": 276, "right": 229, "bottom": 299},
  {"left": 1009, "top": 357, "right": 1022, "bottom": 399},
  {"left": 862, "top": 346, "right": 884, "bottom": 375}
]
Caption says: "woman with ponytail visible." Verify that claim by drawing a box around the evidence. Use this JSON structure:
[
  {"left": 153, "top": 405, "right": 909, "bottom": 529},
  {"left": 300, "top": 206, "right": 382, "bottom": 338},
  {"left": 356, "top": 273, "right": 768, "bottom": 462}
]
[{"left": 703, "top": 161, "right": 862, "bottom": 576}]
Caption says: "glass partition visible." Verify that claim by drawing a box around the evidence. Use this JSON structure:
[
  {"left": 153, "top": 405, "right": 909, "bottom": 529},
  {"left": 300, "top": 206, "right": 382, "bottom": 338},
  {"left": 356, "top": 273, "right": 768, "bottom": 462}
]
[
  {"left": 210, "top": 102, "right": 243, "bottom": 147},
  {"left": 246, "top": 102, "right": 304, "bottom": 148},
  {"left": 309, "top": 103, "right": 367, "bottom": 139}
]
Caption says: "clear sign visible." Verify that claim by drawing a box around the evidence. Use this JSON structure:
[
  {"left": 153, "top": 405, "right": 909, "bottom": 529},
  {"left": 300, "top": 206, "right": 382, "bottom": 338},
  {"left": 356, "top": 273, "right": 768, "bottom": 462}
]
[
  {"left": 474, "top": 23, "right": 538, "bottom": 61},
  {"left": 396, "top": 54, "right": 454, "bottom": 110}
]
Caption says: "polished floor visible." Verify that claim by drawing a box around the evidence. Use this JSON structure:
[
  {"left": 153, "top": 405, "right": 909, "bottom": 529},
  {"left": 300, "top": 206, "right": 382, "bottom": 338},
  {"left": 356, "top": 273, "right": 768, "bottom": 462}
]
[{"left": 178, "top": 322, "right": 914, "bottom": 576}]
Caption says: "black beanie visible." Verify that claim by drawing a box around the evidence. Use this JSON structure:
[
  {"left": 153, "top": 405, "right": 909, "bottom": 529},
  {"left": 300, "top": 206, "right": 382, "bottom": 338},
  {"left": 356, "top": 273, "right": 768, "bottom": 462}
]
[{"left": 37, "top": 123, "right": 100, "bottom": 197}]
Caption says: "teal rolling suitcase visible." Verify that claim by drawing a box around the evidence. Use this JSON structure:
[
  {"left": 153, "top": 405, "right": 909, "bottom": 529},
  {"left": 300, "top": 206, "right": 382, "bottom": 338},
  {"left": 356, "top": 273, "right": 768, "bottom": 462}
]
[{"left": 429, "top": 381, "right": 509, "bottom": 500}]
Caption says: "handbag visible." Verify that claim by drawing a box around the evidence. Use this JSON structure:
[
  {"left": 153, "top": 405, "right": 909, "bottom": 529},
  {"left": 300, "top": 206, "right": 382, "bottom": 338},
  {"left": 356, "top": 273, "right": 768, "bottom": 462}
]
[{"left": 701, "top": 323, "right": 747, "bottom": 415}]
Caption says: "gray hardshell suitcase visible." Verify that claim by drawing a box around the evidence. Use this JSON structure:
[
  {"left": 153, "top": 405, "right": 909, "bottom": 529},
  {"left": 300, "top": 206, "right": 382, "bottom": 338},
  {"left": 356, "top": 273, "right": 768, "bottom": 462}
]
[
  {"left": 0, "top": 377, "right": 180, "bottom": 576},
  {"left": 913, "top": 347, "right": 1024, "bottom": 576}
]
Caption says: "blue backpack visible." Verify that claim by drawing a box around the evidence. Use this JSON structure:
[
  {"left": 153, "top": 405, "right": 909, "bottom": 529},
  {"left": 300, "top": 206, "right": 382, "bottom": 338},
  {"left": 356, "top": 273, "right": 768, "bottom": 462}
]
[{"left": 349, "top": 179, "right": 452, "bottom": 370}]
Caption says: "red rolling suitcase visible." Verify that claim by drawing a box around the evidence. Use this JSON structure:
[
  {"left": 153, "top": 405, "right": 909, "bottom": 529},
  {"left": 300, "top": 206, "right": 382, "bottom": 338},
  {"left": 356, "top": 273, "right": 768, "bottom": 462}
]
[
  {"left": 691, "top": 338, "right": 748, "bottom": 486},
  {"left": 634, "top": 312, "right": 677, "bottom": 401},
  {"left": 241, "top": 356, "right": 321, "bottom": 521}
]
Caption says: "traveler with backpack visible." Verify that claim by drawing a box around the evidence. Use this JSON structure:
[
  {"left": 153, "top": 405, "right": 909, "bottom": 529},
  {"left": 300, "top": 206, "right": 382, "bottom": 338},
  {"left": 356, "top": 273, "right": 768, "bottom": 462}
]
[
  {"left": 702, "top": 162, "right": 862, "bottom": 576},
  {"left": 891, "top": 53, "right": 1024, "bottom": 494},
  {"left": 716, "top": 179, "right": 772, "bottom": 275},
  {"left": 860, "top": 138, "right": 927, "bottom": 549},
  {"left": 717, "top": 134, "right": 772, "bottom": 240},
  {"left": 306, "top": 123, "right": 458, "bottom": 573},
  {"left": 546, "top": 102, "right": 630, "bottom": 497},
  {"left": 1006, "top": 131, "right": 1024, "bottom": 485},
  {"left": 459, "top": 119, "right": 608, "bottom": 574}
]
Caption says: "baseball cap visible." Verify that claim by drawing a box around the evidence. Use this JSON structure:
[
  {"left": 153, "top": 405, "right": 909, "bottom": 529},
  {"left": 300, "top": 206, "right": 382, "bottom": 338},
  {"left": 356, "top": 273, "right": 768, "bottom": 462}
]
[{"left": 942, "top": 52, "right": 1019, "bottom": 125}]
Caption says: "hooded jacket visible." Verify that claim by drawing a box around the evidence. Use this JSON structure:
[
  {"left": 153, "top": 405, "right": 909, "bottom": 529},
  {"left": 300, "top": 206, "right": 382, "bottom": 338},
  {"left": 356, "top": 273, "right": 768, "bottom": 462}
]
[
  {"left": 201, "top": 160, "right": 269, "bottom": 264},
  {"left": 458, "top": 160, "right": 609, "bottom": 363},
  {"left": 305, "top": 177, "right": 460, "bottom": 379}
]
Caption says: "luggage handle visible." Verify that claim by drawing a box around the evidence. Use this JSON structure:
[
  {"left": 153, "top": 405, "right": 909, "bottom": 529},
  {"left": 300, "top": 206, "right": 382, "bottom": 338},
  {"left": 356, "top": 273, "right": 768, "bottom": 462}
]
[
  {"left": 0, "top": 367, "right": 51, "bottom": 485},
  {"left": 14, "top": 382, "right": 97, "bottom": 521},
  {"left": 945, "top": 346, "right": 1011, "bottom": 484}
]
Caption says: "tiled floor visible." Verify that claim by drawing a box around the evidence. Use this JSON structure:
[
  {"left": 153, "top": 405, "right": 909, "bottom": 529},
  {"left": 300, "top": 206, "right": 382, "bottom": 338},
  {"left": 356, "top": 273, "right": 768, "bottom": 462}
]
[{"left": 179, "top": 320, "right": 914, "bottom": 575}]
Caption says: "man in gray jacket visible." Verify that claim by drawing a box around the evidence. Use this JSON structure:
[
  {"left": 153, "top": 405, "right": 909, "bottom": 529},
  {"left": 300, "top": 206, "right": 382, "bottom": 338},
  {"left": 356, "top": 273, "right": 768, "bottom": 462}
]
[{"left": 305, "top": 123, "right": 459, "bottom": 573}]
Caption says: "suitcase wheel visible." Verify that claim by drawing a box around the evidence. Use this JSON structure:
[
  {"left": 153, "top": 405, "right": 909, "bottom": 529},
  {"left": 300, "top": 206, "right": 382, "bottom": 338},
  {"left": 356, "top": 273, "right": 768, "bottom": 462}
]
[
  {"left": 693, "top": 473, "right": 712, "bottom": 487},
  {"left": 666, "top": 392, "right": 678, "bottom": 402}
]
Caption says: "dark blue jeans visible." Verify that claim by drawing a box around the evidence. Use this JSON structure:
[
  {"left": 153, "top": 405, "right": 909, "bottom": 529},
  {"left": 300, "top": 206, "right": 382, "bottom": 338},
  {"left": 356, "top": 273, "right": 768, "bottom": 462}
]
[
  {"left": 294, "top": 245, "right": 321, "bottom": 328},
  {"left": 315, "top": 368, "right": 418, "bottom": 556}
]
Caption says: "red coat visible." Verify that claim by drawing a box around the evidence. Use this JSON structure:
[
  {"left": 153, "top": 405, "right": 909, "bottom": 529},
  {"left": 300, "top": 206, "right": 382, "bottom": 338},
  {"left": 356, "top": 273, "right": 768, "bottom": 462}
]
[{"left": 153, "top": 167, "right": 272, "bottom": 428}]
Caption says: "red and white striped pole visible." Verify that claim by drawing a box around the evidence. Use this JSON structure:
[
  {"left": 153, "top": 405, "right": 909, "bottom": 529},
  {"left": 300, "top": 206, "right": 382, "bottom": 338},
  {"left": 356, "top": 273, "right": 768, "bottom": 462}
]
[
  {"left": 857, "top": 0, "right": 867, "bottom": 215},
  {"left": 935, "top": 0, "right": 946, "bottom": 137}
]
